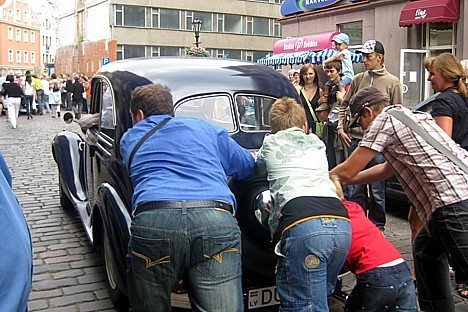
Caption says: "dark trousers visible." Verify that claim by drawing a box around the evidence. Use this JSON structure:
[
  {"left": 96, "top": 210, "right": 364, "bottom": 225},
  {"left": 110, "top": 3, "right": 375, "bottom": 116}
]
[{"left": 413, "top": 199, "right": 468, "bottom": 312}]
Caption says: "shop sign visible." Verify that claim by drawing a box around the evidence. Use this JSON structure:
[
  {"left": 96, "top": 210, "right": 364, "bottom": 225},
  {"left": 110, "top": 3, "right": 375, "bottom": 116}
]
[
  {"left": 414, "top": 9, "right": 427, "bottom": 20},
  {"left": 281, "top": 0, "right": 341, "bottom": 16},
  {"left": 273, "top": 32, "right": 339, "bottom": 54}
]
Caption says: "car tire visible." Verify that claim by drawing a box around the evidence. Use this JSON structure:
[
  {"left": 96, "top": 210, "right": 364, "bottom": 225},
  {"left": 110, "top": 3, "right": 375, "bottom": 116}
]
[
  {"left": 102, "top": 225, "right": 129, "bottom": 311},
  {"left": 59, "top": 174, "right": 74, "bottom": 210},
  {"left": 232, "top": 179, "right": 277, "bottom": 278}
]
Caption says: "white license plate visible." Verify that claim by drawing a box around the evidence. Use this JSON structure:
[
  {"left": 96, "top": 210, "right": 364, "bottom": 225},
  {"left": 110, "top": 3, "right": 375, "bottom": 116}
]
[{"left": 248, "top": 286, "right": 280, "bottom": 309}]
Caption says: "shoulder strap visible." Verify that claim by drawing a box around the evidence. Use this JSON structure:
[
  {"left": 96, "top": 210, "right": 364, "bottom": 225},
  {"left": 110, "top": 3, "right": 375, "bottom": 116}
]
[
  {"left": 387, "top": 109, "right": 468, "bottom": 174},
  {"left": 300, "top": 89, "right": 319, "bottom": 123},
  {"left": 127, "top": 118, "right": 170, "bottom": 171}
]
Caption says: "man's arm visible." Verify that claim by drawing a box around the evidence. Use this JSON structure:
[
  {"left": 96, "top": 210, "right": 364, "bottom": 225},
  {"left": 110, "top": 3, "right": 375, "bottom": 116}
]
[
  {"left": 346, "top": 162, "right": 394, "bottom": 186},
  {"left": 329, "top": 146, "right": 377, "bottom": 183}
]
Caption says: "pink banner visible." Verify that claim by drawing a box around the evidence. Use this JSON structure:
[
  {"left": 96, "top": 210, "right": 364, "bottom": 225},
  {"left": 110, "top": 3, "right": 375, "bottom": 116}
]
[{"left": 273, "top": 31, "right": 340, "bottom": 54}]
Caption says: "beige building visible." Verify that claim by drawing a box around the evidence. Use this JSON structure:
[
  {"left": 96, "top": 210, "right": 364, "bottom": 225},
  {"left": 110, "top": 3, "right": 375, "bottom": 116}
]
[
  {"left": 55, "top": 0, "right": 284, "bottom": 77},
  {"left": 277, "top": 0, "right": 467, "bottom": 107}
]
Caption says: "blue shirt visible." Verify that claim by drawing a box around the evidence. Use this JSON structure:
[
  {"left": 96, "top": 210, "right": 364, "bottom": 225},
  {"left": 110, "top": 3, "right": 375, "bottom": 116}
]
[
  {"left": 0, "top": 151, "right": 33, "bottom": 312},
  {"left": 120, "top": 115, "right": 255, "bottom": 211}
]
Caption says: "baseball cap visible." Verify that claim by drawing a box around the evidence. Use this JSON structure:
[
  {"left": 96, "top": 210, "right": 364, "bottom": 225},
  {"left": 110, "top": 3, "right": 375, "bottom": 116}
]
[
  {"left": 357, "top": 40, "right": 385, "bottom": 55},
  {"left": 74, "top": 74, "right": 80, "bottom": 79},
  {"left": 315, "top": 103, "right": 330, "bottom": 112},
  {"left": 348, "top": 87, "right": 388, "bottom": 127},
  {"left": 332, "top": 33, "right": 349, "bottom": 44}
]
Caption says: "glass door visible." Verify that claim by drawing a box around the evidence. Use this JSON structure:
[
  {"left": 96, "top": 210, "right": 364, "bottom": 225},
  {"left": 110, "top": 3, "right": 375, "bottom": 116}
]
[{"left": 400, "top": 49, "right": 430, "bottom": 109}]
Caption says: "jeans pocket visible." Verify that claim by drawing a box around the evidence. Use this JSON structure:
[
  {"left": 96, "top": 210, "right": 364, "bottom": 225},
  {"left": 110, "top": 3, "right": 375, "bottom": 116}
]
[
  {"left": 130, "top": 235, "right": 172, "bottom": 283},
  {"left": 197, "top": 233, "right": 241, "bottom": 281}
]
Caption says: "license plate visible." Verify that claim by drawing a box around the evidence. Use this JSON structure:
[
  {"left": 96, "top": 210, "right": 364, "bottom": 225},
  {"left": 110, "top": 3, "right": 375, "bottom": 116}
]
[{"left": 248, "top": 286, "right": 280, "bottom": 309}]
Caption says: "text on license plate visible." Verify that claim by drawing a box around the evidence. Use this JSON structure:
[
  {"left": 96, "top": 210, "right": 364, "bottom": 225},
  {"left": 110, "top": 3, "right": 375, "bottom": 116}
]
[{"left": 248, "top": 286, "right": 280, "bottom": 309}]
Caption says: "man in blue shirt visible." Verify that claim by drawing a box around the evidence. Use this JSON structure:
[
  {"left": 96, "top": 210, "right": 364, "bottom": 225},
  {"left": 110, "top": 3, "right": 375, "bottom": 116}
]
[
  {"left": 120, "top": 84, "right": 255, "bottom": 311},
  {"left": 0, "top": 151, "right": 33, "bottom": 312}
]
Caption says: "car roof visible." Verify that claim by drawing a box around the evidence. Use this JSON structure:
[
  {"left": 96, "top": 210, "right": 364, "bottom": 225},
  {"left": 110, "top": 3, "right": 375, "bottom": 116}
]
[{"left": 95, "top": 57, "right": 298, "bottom": 104}]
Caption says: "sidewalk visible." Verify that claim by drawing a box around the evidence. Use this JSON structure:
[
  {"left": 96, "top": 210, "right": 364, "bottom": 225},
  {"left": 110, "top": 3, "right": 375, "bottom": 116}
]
[{"left": 329, "top": 203, "right": 468, "bottom": 311}]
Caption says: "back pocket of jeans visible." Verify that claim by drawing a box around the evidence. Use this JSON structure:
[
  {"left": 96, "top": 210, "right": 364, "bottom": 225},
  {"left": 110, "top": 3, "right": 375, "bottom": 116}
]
[
  {"left": 197, "top": 233, "right": 241, "bottom": 281},
  {"left": 130, "top": 236, "right": 172, "bottom": 283}
]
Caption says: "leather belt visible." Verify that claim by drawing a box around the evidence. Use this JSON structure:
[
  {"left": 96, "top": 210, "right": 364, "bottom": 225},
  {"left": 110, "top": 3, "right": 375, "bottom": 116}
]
[{"left": 134, "top": 200, "right": 233, "bottom": 217}]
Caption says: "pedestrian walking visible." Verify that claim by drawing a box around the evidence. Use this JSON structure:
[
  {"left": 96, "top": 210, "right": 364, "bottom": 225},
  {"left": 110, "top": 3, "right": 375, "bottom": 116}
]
[
  {"left": 1, "top": 74, "right": 24, "bottom": 129},
  {"left": 256, "top": 97, "right": 351, "bottom": 312},
  {"left": 331, "top": 86, "right": 468, "bottom": 312},
  {"left": 23, "top": 74, "right": 35, "bottom": 120},
  {"left": 120, "top": 84, "right": 255, "bottom": 311},
  {"left": 337, "top": 39, "right": 403, "bottom": 231},
  {"left": 69, "top": 75, "right": 84, "bottom": 120},
  {"left": 49, "top": 73, "right": 62, "bottom": 118}
]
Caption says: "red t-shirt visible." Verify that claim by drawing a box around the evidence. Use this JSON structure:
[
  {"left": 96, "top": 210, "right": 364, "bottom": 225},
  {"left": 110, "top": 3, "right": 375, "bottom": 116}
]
[{"left": 344, "top": 201, "right": 403, "bottom": 275}]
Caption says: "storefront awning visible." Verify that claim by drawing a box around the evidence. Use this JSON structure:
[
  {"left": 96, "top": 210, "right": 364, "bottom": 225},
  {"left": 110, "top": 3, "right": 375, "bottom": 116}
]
[
  {"left": 273, "top": 32, "right": 340, "bottom": 54},
  {"left": 399, "top": 0, "right": 460, "bottom": 27},
  {"left": 256, "top": 49, "right": 363, "bottom": 67}
]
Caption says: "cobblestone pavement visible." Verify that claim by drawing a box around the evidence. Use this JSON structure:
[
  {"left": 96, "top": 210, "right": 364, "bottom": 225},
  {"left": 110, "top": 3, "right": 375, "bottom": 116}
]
[{"left": 0, "top": 113, "right": 466, "bottom": 311}]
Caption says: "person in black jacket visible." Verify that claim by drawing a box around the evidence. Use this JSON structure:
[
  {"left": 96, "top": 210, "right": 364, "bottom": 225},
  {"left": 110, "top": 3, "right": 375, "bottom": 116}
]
[
  {"left": 69, "top": 75, "right": 84, "bottom": 120},
  {"left": 1, "top": 74, "right": 24, "bottom": 129}
]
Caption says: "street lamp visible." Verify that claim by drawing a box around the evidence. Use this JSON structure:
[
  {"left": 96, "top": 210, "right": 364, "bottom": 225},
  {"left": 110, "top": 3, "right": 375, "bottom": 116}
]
[{"left": 192, "top": 17, "right": 203, "bottom": 48}]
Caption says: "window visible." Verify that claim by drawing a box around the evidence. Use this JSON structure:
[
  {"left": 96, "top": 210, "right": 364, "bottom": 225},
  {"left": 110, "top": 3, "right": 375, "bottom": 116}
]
[
  {"left": 16, "top": 29, "right": 21, "bottom": 41},
  {"left": 273, "top": 21, "right": 281, "bottom": 37},
  {"left": 151, "top": 8, "right": 159, "bottom": 28},
  {"left": 24, "top": 30, "right": 28, "bottom": 42},
  {"left": 245, "top": 51, "right": 253, "bottom": 62},
  {"left": 246, "top": 16, "right": 253, "bottom": 34},
  {"left": 151, "top": 46, "right": 159, "bottom": 57},
  {"left": 236, "top": 94, "right": 276, "bottom": 131},
  {"left": 8, "top": 50, "right": 13, "bottom": 62},
  {"left": 160, "top": 47, "right": 180, "bottom": 56},
  {"left": 15, "top": 9, "right": 21, "bottom": 20},
  {"left": 186, "top": 12, "right": 212, "bottom": 32},
  {"left": 23, "top": 11, "right": 28, "bottom": 22},
  {"left": 24, "top": 51, "right": 28, "bottom": 63},
  {"left": 114, "top": 5, "right": 145, "bottom": 27},
  {"left": 124, "top": 45, "right": 145, "bottom": 59},
  {"left": 100, "top": 82, "right": 115, "bottom": 131},
  {"left": 8, "top": 27, "right": 13, "bottom": 40},
  {"left": 217, "top": 14, "right": 224, "bottom": 32},
  {"left": 224, "top": 14, "right": 242, "bottom": 33},
  {"left": 31, "top": 52, "right": 36, "bottom": 64},
  {"left": 160, "top": 8, "right": 179, "bottom": 29},
  {"left": 16, "top": 50, "right": 21, "bottom": 62},
  {"left": 176, "top": 95, "right": 235, "bottom": 132},
  {"left": 253, "top": 17, "right": 269, "bottom": 36},
  {"left": 31, "top": 31, "right": 36, "bottom": 43},
  {"left": 339, "top": 21, "right": 363, "bottom": 46},
  {"left": 117, "top": 45, "right": 123, "bottom": 60},
  {"left": 424, "top": 22, "right": 454, "bottom": 48}
]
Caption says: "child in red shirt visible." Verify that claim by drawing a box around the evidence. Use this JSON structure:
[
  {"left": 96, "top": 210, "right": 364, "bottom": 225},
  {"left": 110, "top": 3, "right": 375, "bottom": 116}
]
[{"left": 331, "top": 175, "right": 417, "bottom": 311}]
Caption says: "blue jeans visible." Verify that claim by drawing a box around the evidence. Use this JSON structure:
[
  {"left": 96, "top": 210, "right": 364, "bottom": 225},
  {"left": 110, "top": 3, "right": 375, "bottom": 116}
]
[
  {"left": 348, "top": 140, "right": 386, "bottom": 230},
  {"left": 127, "top": 206, "right": 243, "bottom": 312},
  {"left": 413, "top": 199, "right": 468, "bottom": 312},
  {"left": 345, "top": 262, "right": 417, "bottom": 312},
  {"left": 276, "top": 218, "right": 351, "bottom": 312},
  {"left": 24, "top": 95, "right": 34, "bottom": 117}
]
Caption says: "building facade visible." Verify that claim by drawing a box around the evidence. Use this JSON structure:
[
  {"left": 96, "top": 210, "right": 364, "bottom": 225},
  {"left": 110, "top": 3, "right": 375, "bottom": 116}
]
[
  {"left": 35, "top": 0, "right": 59, "bottom": 76},
  {"left": 278, "top": 0, "right": 467, "bottom": 107},
  {"left": 55, "top": 0, "right": 284, "bottom": 77},
  {"left": 0, "top": 0, "right": 41, "bottom": 75}
]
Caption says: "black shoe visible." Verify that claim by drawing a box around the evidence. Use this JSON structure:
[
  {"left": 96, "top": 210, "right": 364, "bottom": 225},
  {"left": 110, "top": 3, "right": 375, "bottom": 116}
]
[{"left": 57, "top": 112, "right": 61, "bottom": 117}]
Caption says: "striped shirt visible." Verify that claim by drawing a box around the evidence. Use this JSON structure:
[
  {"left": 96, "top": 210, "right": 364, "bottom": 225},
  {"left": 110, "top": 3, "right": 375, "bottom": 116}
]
[{"left": 360, "top": 105, "right": 468, "bottom": 226}]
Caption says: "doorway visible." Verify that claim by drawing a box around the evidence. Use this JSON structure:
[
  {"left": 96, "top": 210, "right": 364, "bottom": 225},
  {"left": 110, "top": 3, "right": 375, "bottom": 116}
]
[{"left": 400, "top": 49, "right": 430, "bottom": 109}]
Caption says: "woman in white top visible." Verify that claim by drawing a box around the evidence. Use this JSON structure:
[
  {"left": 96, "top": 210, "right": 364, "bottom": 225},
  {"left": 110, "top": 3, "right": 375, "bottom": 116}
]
[
  {"left": 23, "top": 74, "right": 35, "bottom": 119},
  {"left": 48, "top": 73, "right": 61, "bottom": 118}
]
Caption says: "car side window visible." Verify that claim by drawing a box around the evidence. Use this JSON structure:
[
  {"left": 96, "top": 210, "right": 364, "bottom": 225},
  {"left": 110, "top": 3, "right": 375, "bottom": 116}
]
[
  {"left": 236, "top": 94, "right": 275, "bottom": 131},
  {"left": 176, "top": 95, "right": 235, "bottom": 131},
  {"left": 100, "top": 81, "right": 115, "bottom": 138}
]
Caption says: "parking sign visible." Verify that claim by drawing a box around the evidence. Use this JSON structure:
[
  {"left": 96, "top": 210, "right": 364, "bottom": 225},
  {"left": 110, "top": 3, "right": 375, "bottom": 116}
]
[{"left": 102, "top": 57, "right": 111, "bottom": 66}]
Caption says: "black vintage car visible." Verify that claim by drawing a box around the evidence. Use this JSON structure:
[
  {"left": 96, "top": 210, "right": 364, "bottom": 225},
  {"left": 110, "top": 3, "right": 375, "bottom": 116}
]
[{"left": 52, "top": 57, "right": 300, "bottom": 311}]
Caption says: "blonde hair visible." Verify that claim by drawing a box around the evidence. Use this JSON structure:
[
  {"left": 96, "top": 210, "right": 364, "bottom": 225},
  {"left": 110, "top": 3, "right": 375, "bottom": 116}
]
[
  {"left": 329, "top": 174, "right": 344, "bottom": 201},
  {"left": 424, "top": 53, "right": 468, "bottom": 97},
  {"left": 269, "top": 97, "right": 306, "bottom": 134}
]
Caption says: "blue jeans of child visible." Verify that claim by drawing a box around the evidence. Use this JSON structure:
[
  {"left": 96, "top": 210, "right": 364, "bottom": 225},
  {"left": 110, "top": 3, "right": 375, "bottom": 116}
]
[
  {"left": 127, "top": 206, "right": 243, "bottom": 312},
  {"left": 345, "top": 262, "right": 417, "bottom": 312},
  {"left": 276, "top": 217, "right": 351, "bottom": 312},
  {"left": 413, "top": 199, "right": 468, "bottom": 312}
]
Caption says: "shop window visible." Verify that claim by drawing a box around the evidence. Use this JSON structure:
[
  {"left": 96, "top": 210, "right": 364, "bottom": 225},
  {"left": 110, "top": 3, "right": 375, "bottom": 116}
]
[
  {"left": 339, "top": 21, "right": 363, "bottom": 46},
  {"left": 424, "top": 22, "right": 453, "bottom": 48},
  {"left": 160, "top": 8, "right": 180, "bottom": 29},
  {"left": 225, "top": 14, "right": 242, "bottom": 33}
]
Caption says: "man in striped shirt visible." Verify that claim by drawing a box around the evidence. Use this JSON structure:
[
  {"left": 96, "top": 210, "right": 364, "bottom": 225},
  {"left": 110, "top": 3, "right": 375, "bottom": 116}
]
[{"left": 331, "top": 86, "right": 468, "bottom": 312}]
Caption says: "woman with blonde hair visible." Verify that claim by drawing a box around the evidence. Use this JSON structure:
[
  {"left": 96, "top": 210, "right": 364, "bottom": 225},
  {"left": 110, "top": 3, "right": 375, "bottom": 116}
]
[{"left": 296, "top": 63, "right": 323, "bottom": 137}]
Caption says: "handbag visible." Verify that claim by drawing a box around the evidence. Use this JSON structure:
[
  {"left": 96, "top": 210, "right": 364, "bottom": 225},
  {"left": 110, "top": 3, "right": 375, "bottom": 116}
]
[{"left": 387, "top": 108, "right": 468, "bottom": 174}]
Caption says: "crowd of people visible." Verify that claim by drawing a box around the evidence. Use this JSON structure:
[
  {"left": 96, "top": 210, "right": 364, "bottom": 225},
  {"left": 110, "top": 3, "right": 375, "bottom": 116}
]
[{"left": 0, "top": 71, "right": 92, "bottom": 129}]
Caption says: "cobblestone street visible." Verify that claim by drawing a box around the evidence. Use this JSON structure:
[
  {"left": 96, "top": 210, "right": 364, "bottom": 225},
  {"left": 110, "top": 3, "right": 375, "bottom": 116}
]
[{"left": 0, "top": 112, "right": 466, "bottom": 311}]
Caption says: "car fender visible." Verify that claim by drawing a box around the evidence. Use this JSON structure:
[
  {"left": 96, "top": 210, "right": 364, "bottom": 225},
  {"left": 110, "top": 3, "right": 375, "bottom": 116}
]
[{"left": 52, "top": 131, "right": 87, "bottom": 203}]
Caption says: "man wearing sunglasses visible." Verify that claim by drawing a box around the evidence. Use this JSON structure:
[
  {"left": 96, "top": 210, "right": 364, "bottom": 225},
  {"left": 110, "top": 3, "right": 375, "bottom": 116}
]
[{"left": 331, "top": 86, "right": 468, "bottom": 312}]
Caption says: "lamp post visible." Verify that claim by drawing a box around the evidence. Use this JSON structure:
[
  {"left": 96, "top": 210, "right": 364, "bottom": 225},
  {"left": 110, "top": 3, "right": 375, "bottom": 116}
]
[{"left": 192, "top": 17, "right": 203, "bottom": 48}]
